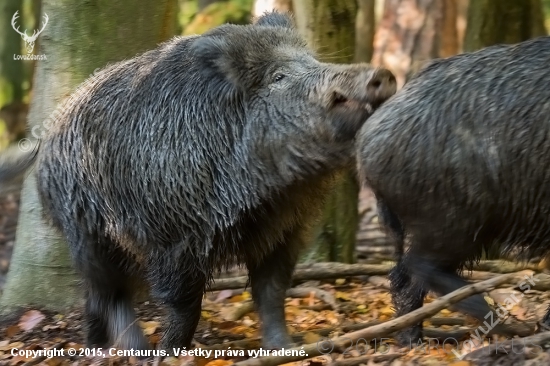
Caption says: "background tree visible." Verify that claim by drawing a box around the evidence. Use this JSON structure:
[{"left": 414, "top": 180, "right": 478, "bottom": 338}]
[
  {"left": 371, "top": 0, "right": 460, "bottom": 88},
  {"left": 293, "top": 0, "right": 359, "bottom": 264},
  {"left": 0, "top": 0, "right": 25, "bottom": 148},
  {"left": 253, "top": 0, "right": 292, "bottom": 17},
  {"left": 464, "top": 0, "right": 547, "bottom": 52},
  {"left": 0, "top": 0, "right": 178, "bottom": 312},
  {"left": 355, "top": 0, "right": 376, "bottom": 62}
]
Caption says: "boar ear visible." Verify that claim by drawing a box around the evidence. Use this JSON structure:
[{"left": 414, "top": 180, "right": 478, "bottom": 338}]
[
  {"left": 255, "top": 11, "right": 294, "bottom": 29},
  {"left": 189, "top": 35, "right": 244, "bottom": 90}
]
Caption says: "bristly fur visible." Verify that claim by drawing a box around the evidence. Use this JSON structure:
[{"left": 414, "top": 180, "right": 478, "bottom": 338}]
[
  {"left": 33, "top": 12, "right": 396, "bottom": 351},
  {"left": 357, "top": 36, "right": 550, "bottom": 344}
]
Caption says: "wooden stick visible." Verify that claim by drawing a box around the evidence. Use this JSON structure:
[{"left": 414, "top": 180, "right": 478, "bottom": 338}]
[{"left": 233, "top": 272, "right": 515, "bottom": 366}]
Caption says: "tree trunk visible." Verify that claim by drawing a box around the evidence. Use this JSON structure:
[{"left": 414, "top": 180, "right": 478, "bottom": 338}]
[
  {"left": 371, "top": 0, "right": 459, "bottom": 88},
  {"left": 293, "top": 0, "right": 359, "bottom": 264},
  {"left": 0, "top": 0, "right": 24, "bottom": 107},
  {"left": 456, "top": 0, "right": 469, "bottom": 52},
  {"left": 464, "top": 0, "right": 547, "bottom": 52},
  {"left": 0, "top": 0, "right": 177, "bottom": 313},
  {"left": 355, "top": 0, "right": 376, "bottom": 62},
  {"left": 253, "top": 0, "right": 292, "bottom": 17}
]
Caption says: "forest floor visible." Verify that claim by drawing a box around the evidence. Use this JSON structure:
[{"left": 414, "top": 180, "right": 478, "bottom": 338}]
[
  {"left": 3, "top": 184, "right": 550, "bottom": 365},
  {"left": 2, "top": 269, "right": 550, "bottom": 366}
]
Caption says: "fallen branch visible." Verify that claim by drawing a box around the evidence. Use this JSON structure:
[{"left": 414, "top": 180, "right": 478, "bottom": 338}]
[
  {"left": 211, "top": 261, "right": 538, "bottom": 291},
  {"left": 464, "top": 330, "right": 550, "bottom": 362},
  {"left": 329, "top": 353, "right": 401, "bottom": 366},
  {"left": 471, "top": 260, "right": 539, "bottom": 273},
  {"left": 210, "top": 263, "right": 393, "bottom": 291},
  {"left": 233, "top": 272, "right": 515, "bottom": 366}
]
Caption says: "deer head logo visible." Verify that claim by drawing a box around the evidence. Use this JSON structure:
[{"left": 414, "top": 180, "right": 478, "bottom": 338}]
[{"left": 11, "top": 11, "right": 49, "bottom": 54}]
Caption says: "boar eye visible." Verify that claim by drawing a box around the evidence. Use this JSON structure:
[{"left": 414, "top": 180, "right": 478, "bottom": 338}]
[{"left": 273, "top": 73, "right": 286, "bottom": 83}]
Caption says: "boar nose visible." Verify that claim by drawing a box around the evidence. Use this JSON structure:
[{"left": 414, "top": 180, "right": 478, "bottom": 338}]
[{"left": 366, "top": 68, "right": 396, "bottom": 106}]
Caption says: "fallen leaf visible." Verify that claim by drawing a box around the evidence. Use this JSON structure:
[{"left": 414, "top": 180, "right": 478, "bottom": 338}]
[
  {"left": 149, "top": 333, "right": 161, "bottom": 345},
  {"left": 215, "top": 290, "right": 234, "bottom": 303},
  {"left": 335, "top": 292, "right": 351, "bottom": 301},
  {"left": 8, "top": 342, "right": 24, "bottom": 349},
  {"left": 18, "top": 310, "right": 45, "bottom": 331},
  {"left": 484, "top": 295, "right": 495, "bottom": 306},
  {"left": 510, "top": 305, "right": 528, "bottom": 320},
  {"left": 45, "top": 358, "right": 63, "bottom": 366},
  {"left": 204, "top": 360, "right": 233, "bottom": 366},
  {"left": 229, "top": 326, "right": 249, "bottom": 335},
  {"left": 10, "top": 355, "right": 31, "bottom": 365},
  {"left": 6, "top": 325, "right": 20, "bottom": 338},
  {"left": 450, "top": 361, "right": 471, "bottom": 366},
  {"left": 287, "top": 298, "right": 300, "bottom": 307},
  {"left": 160, "top": 357, "right": 180, "bottom": 366},
  {"left": 216, "top": 321, "right": 238, "bottom": 330},
  {"left": 0, "top": 341, "right": 13, "bottom": 352},
  {"left": 308, "top": 292, "right": 316, "bottom": 306},
  {"left": 64, "top": 342, "right": 83, "bottom": 350},
  {"left": 379, "top": 306, "right": 395, "bottom": 316},
  {"left": 303, "top": 332, "right": 321, "bottom": 344},
  {"left": 42, "top": 325, "right": 60, "bottom": 332},
  {"left": 139, "top": 321, "right": 160, "bottom": 335},
  {"left": 335, "top": 279, "right": 346, "bottom": 285}
]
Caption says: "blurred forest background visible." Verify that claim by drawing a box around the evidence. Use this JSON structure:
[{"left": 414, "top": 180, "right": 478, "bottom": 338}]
[{"left": 0, "top": 0, "right": 550, "bottom": 309}]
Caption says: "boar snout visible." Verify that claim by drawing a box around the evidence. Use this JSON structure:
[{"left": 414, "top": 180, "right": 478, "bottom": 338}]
[
  {"left": 327, "top": 66, "right": 396, "bottom": 141},
  {"left": 367, "top": 68, "right": 396, "bottom": 108},
  {"left": 330, "top": 67, "right": 396, "bottom": 112}
]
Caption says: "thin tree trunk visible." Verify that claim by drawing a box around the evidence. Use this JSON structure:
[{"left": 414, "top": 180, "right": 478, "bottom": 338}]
[
  {"left": 0, "top": 0, "right": 24, "bottom": 106},
  {"left": 456, "top": 0, "right": 469, "bottom": 52},
  {"left": 371, "top": 0, "right": 459, "bottom": 88},
  {"left": 293, "top": 0, "right": 358, "bottom": 264},
  {"left": 464, "top": 0, "right": 547, "bottom": 52},
  {"left": 355, "top": 0, "right": 376, "bottom": 62},
  {"left": 253, "top": 0, "right": 292, "bottom": 17},
  {"left": 440, "top": 0, "right": 458, "bottom": 57},
  {"left": 0, "top": 0, "right": 178, "bottom": 313}
]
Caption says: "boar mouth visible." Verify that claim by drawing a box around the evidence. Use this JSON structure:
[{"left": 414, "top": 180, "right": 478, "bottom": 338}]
[
  {"left": 328, "top": 91, "right": 381, "bottom": 141},
  {"left": 332, "top": 91, "right": 375, "bottom": 116}
]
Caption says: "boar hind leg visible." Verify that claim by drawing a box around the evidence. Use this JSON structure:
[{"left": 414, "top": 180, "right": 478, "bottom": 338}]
[
  {"left": 406, "top": 247, "right": 491, "bottom": 321},
  {"left": 147, "top": 254, "right": 206, "bottom": 349},
  {"left": 247, "top": 235, "right": 300, "bottom": 349},
  {"left": 378, "top": 200, "right": 427, "bottom": 345},
  {"left": 389, "top": 257, "right": 427, "bottom": 346},
  {"left": 71, "top": 233, "right": 148, "bottom": 350}
]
